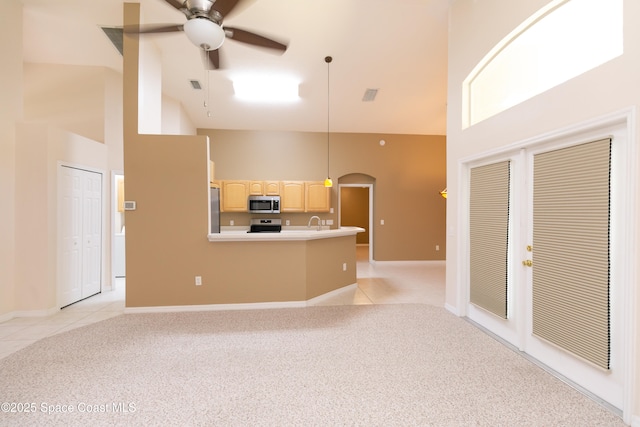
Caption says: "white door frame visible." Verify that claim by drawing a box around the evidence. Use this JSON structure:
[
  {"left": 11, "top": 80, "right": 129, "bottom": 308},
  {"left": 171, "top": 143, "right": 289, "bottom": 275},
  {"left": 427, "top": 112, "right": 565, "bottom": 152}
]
[
  {"left": 455, "top": 107, "right": 637, "bottom": 422},
  {"left": 338, "top": 183, "right": 374, "bottom": 262}
]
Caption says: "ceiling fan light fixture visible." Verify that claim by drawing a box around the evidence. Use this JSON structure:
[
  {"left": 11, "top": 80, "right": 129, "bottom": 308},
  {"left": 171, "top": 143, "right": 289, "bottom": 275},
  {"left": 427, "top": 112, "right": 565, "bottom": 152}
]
[{"left": 183, "top": 18, "right": 225, "bottom": 51}]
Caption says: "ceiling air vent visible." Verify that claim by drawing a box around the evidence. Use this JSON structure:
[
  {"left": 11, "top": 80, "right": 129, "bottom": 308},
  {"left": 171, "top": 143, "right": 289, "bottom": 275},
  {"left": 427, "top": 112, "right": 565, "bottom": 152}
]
[
  {"left": 100, "top": 26, "right": 123, "bottom": 56},
  {"left": 189, "top": 80, "right": 203, "bottom": 90},
  {"left": 362, "top": 88, "right": 378, "bottom": 102}
]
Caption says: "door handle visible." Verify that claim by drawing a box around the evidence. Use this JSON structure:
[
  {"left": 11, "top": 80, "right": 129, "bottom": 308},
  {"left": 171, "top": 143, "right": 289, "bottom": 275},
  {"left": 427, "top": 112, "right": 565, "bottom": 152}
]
[{"left": 522, "top": 259, "right": 532, "bottom": 267}]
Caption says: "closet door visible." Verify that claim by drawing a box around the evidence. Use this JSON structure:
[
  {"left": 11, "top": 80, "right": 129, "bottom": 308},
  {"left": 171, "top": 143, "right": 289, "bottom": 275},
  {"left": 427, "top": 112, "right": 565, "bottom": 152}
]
[
  {"left": 82, "top": 171, "right": 102, "bottom": 297},
  {"left": 60, "top": 167, "right": 83, "bottom": 306},
  {"left": 60, "top": 166, "right": 102, "bottom": 307}
]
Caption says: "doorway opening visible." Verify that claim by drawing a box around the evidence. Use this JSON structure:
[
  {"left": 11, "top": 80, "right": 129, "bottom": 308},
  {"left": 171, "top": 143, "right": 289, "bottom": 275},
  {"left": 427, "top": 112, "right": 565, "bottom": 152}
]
[
  {"left": 339, "top": 182, "right": 374, "bottom": 262},
  {"left": 111, "top": 171, "right": 126, "bottom": 305}
]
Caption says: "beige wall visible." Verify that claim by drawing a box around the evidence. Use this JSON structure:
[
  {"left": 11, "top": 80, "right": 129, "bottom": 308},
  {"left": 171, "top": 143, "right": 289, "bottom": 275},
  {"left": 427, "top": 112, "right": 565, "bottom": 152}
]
[
  {"left": 0, "top": 1, "right": 23, "bottom": 319},
  {"left": 447, "top": 0, "right": 640, "bottom": 420},
  {"left": 23, "top": 63, "right": 106, "bottom": 143},
  {"left": 200, "top": 128, "right": 447, "bottom": 260}
]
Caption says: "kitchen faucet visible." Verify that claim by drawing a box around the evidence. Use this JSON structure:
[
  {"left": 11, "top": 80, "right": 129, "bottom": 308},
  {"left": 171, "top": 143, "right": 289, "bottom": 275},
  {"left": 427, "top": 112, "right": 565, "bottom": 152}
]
[{"left": 307, "top": 215, "right": 322, "bottom": 231}]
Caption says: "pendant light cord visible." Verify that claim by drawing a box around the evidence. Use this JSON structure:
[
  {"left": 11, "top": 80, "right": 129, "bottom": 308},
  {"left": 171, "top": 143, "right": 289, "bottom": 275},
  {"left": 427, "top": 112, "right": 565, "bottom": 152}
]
[{"left": 325, "top": 56, "right": 332, "bottom": 178}]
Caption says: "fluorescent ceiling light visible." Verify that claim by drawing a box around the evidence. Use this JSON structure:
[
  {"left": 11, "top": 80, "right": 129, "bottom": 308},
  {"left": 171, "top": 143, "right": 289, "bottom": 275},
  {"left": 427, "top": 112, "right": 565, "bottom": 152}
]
[{"left": 232, "top": 75, "right": 300, "bottom": 103}]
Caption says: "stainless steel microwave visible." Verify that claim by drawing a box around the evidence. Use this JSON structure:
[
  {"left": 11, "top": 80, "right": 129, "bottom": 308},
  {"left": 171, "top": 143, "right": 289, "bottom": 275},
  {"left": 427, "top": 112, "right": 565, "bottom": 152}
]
[{"left": 248, "top": 195, "right": 280, "bottom": 214}]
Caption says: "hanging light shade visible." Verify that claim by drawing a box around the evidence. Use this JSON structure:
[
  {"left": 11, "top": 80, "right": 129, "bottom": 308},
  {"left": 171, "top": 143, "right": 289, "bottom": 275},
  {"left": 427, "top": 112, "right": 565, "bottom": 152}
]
[
  {"left": 183, "top": 18, "right": 225, "bottom": 51},
  {"left": 324, "top": 56, "right": 333, "bottom": 188}
]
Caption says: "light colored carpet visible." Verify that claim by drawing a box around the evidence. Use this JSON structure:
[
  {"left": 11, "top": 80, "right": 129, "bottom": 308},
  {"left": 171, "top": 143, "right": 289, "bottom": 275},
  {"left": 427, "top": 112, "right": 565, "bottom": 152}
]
[{"left": 0, "top": 304, "right": 623, "bottom": 426}]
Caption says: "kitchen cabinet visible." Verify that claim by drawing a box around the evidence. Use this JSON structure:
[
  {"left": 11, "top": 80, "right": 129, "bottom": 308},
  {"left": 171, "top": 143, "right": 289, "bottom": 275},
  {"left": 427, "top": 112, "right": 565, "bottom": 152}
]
[
  {"left": 264, "top": 181, "right": 280, "bottom": 195},
  {"left": 305, "top": 181, "right": 331, "bottom": 212},
  {"left": 248, "top": 181, "right": 264, "bottom": 195},
  {"left": 280, "top": 181, "right": 305, "bottom": 212},
  {"left": 248, "top": 180, "right": 280, "bottom": 195},
  {"left": 116, "top": 176, "right": 125, "bottom": 213},
  {"left": 222, "top": 180, "right": 249, "bottom": 212}
]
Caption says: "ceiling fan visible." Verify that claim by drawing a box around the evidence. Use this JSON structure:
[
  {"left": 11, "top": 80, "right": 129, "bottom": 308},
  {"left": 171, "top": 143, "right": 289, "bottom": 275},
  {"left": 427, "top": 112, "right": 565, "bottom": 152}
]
[{"left": 126, "top": 0, "right": 288, "bottom": 70}]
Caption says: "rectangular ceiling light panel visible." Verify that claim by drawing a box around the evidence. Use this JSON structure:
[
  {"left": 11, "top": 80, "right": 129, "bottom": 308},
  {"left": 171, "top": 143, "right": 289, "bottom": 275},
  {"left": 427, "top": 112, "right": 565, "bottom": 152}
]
[{"left": 232, "top": 75, "right": 300, "bottom": 103}]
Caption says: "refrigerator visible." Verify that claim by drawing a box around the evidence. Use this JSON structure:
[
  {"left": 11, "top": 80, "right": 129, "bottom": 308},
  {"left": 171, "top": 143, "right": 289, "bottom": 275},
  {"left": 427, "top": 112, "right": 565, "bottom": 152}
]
[{"left": 210, "top": 187, "right": 220, "bottom": 233}]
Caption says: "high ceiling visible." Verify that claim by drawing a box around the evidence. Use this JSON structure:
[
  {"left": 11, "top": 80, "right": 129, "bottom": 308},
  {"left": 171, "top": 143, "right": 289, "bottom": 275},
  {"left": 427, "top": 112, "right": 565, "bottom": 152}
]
[{"left": 21, "top": 0, "right": 450, "bottom": 135}]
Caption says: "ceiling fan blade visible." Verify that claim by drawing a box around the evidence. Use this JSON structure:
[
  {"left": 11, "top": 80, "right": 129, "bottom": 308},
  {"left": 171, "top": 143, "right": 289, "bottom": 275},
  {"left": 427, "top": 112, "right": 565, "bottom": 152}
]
[
  {"left": 163, "top": 0, "right": 186, "bottom": 11},
  {"left": 211, "top": 0, "right": 245, "bottom": 18},
  {"left": 124, "top": 23, "right": 184, "bottom": 34},
  {"left": 203, "top": 48, "right": 221, "bottom": 70},
  {"left": 223, "top": 27, "right": 287, "bottom": 52}
]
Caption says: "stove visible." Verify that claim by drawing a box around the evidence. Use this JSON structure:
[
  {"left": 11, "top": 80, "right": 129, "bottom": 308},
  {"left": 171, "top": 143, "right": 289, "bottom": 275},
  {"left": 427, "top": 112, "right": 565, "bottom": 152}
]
[{"left": 247, "top": 218, "right": 282, "bottom": 233}]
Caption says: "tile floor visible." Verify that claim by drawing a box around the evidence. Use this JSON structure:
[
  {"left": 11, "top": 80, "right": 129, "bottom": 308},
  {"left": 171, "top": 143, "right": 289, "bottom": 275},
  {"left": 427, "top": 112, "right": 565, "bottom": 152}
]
[{"left": 0, "top": 245, "right": 445, "bottom": 360}]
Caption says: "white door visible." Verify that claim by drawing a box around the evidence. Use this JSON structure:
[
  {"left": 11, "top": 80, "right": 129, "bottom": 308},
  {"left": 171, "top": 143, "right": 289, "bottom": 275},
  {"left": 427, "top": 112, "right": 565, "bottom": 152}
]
[
  {"left": 522, "top": 137, "right": 625, "bottom": 409},
  {"left": 60, "top": 166, "right": 102, "bottom": 307},
  {"left": 465, "top": 130, "right": 629, "bottom": 411},
  {"left": 82, "top": 171, "right": 102, "bottom": 296},
  {"left": 60, "top": 168, "right": 83, "bottom": 305},
  {"left": 465, "top": 150, "right": 524, "bottom": 347}
]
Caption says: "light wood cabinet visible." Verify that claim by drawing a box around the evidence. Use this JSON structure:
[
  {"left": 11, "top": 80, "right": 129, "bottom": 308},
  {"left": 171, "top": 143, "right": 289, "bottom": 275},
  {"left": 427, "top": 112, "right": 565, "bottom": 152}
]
[
  {"left": 280, "top": 181, "right": 305, "bottom": 212},
  {"left": 216, "top": 179, "right": 329, "bottom": 213},
  {"left": 264, "top": 181, "right": 280, "bottom": 195},
  {"left": 248, "top": 180, "right": 280, "bottom": 195},
  {"left": 305, "top": 181, "right": 331, "bottom": 212},
  {"left": 248, "top": 181, "right": 264, "bottom": 195},
  {"left": 116, "top": 176, "right": 125, "bottom": 213},
  {"left": 222, "top": 180, "right": 249, "bottom": 212}
]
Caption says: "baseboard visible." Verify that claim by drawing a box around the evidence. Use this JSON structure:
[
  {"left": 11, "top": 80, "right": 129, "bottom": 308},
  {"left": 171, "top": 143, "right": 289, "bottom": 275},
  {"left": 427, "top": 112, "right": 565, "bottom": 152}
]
[
  {"left": 306, "top": 283, "right": 358, "bottom": 305},
  {"left": 124, "top": 284, "right": 360, "bottom": 314},
  {"left": 124, "top": 300, "right": 307, "bottom": 314},
  {"left": 444, "top": 303, "right": 460, "bottom": 316}
]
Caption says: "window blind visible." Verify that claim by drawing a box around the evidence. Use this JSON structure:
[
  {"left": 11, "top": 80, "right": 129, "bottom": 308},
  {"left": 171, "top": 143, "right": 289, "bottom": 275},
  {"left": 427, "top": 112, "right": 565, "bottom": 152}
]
[
  {"left": 469, "top": 161, "right": 511, "bottom": 318},
  {"left": 532, "top": 138, "right": 611, "bottom": 370}
]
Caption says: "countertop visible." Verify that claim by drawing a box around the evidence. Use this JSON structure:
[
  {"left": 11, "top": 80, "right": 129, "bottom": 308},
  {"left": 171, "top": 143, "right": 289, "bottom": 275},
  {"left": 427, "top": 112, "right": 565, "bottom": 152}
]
[{"left": 207, "top": 226, "right": 365, "bottom": 242}]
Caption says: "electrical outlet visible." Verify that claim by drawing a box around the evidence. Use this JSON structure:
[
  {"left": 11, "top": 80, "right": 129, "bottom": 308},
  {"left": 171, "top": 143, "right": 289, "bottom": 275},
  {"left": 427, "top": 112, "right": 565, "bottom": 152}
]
[
  {"left": 326, "top": 219, "right": 333, "bottom": 225},
  {"left": 380, "top": 219, "right": 385, "bottom": 225},
  {"left": 230, "top": 220, "right": 234, "bottom": 226},
  {"left": 342, "top": 263, "right": 347, "bottom": 271},
  {"left": 195, "top": 276, "right": 202, "bottom": 286},
  {"left": 436, "top": 245, "right": 440, "bottom": 251},
  {"left": 286, "top": 220, "right": 290, "bottom": 226}
]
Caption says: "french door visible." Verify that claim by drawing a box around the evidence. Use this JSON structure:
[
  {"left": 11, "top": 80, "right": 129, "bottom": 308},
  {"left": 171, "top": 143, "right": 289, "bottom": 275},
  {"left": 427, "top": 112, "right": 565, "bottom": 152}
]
[{"left": 465, "top": 127, "right": 629, "bottom": 411}]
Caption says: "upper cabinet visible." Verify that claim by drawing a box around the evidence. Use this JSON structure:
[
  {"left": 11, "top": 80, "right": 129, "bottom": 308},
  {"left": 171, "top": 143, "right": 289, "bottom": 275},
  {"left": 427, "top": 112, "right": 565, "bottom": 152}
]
[
  {"left": 280, "top": 181, "right": 305, "bottom": 212},
  {"left": 264, "top": 181, "right": 280, "bottom": 195},
  {"left": 305, "top": 181, "right": 331, "bottom": 212},
  {"left": 222, "top": 180, "right": 249, "bottom": 212},
  {"left": 248, "top": 181, "right": 264, "bottom": 195},
  {"left": 209, "top": 160, "right": 215, "bottom": 183},
  {"left": 249, "top": 180, "right": 280, "bottom": 196},
  {"left": 215, "top": 179, "right": 331, "bottom": 213}
]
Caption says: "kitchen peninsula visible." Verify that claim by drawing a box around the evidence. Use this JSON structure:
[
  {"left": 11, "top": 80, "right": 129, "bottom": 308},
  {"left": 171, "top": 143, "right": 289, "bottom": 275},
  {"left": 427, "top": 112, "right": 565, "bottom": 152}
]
[{"left": 207, "top": 226, "right": 364, "bottom": 304}]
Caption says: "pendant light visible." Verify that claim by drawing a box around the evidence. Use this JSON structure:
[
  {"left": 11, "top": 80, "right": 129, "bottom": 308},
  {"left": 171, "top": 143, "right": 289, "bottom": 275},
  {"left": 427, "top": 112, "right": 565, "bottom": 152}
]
[{"left": 324, "top": 56, "right": 333, "bottom": 188}]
